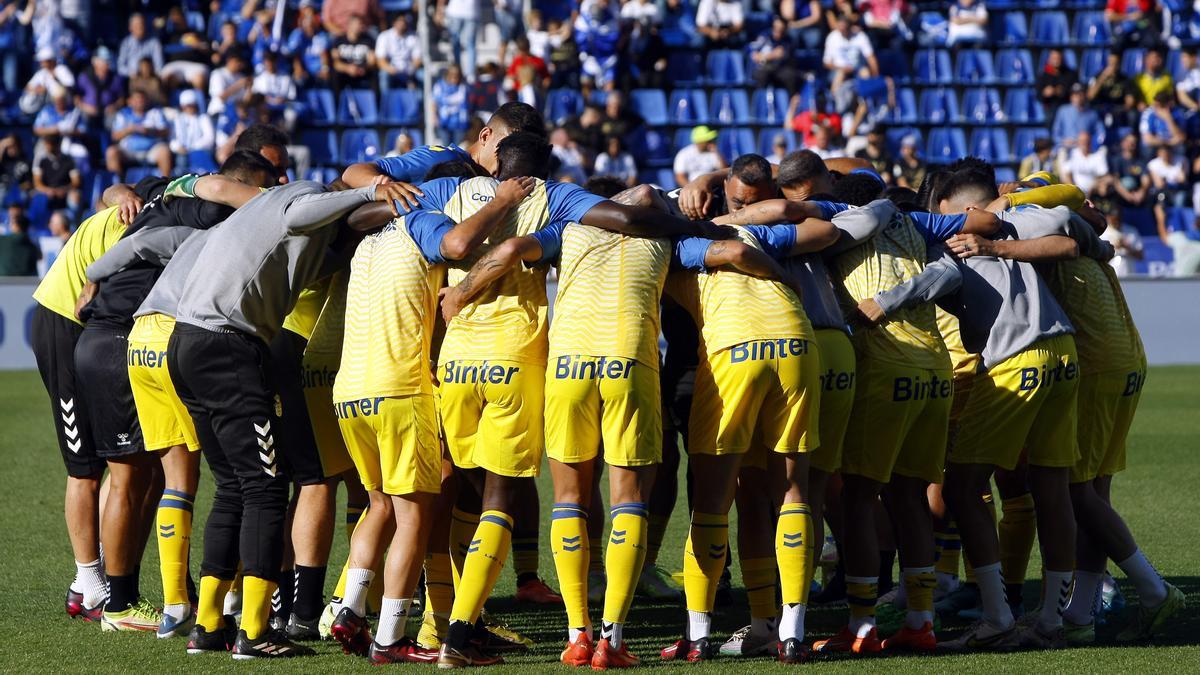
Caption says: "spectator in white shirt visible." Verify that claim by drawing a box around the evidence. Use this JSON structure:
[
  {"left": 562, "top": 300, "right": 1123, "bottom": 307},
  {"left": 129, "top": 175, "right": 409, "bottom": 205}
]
[
  {"left": 441, "top": 0, "right": 482, "bottom": 82},
  {"left": 169, "top": 89, "right": 215, "bottom": 160},
  {"left": 1175, "top": 49, "right": 1200, "bottom": 112},
  {"left": 208, "top": 50, "right": 253, "bottom": 116},
  {"left": 824, "top": 16, "right": 878, "bottom": 93},
  {"left": 107, "top": 90, "right": 172, "bottom": 179},
  {"left": 674, "top": 125, "right": 727, "bottom": 187},
  {"left": 1100, "top": 206, "right": 1144, "bottom": 277},
  {"left": 377, "top": 12, "right": 423, "bottom": 92},
  {"left": 252, "top": 51, "right": 298, "bottom": 130},
  {"left": 20, "top": 48, "right": 75, "bottom": 115},
  {"left": 947, "top": 0, "right": 988, "bottom": 46},
  {"left": 526, "top": 10, "right": 552, "bottom": 61},
  {"left": 117, "top": 13, "right": 164, "bottom": 78},
  {"left": 621, "top": 0, "right": 662, "bottom": 33},
  {"left": 695, "top": 0, "right": 746, "bottom": 47},
  {"left": 551, "top": 127, "right": 588, "bottom": 184},
  {"left": 594, "top": 135, "right": 638, "bottom": 187},
  {"left": 809, "top": 123, "right": 846, "bottom": 159},
  {"left": 1061, "top": 130, "right": 1108, "bottom": 195}
]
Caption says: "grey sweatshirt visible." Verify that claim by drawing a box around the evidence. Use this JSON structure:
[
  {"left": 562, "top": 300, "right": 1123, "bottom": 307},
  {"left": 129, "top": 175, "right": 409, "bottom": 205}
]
[
  {"left": 87, "top": 225, "right": 197, "bottom": 282},
  {"left": 173, "top": 181, "right": 376, "bottom": 342},
  {"left": 876, "top": 205, "right": 1076, "bottom": 370}
]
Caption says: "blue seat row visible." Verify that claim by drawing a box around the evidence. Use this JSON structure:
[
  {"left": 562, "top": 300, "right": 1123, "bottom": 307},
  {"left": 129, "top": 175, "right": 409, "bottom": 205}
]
[
  {"left": 885, "top": 126, "right": 1052, "bottom": 164},
  {"left": 300, "top": 127, "right": 426, "bottom": 166},
  {"left": 303, "top": 89, "right": 423, "bottom": 127}
]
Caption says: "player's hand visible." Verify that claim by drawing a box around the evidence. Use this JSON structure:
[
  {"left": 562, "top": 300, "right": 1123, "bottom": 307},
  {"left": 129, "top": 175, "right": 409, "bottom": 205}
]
[
  {"left": 114, "top": 189, "right": 145, "bottom": 225},
  {"left": 374, "top": 181, "right": 423, "bottom": 215},
  {"left": 698, "top": 222, "right": 738, "bottom": 240},
  {"left": 947, "top": 233, "right": 996, "bottom": 259},
  {"left": 162, "top": 174, "right": 201, "bottom": 203},
  {"left": 997, "top": 181, "right": 1022, "bottom": 195},
  {"left": 439, "top": 286, "right": 465, "bottom": 323},
  {"left": 495, "top": 176, "right": 536, "bottom": 207},
  {"left": 852, "top": 297, "right": 886, "bottom": 327},
  {"left": 369, "top": 173, "right": 394, "bottom": 186},
  {"left": 75, "top": 282, "right": 97, "bottom": 321},
  {"left": 678, "top": 181, "right": 714, "bottom": 220}
]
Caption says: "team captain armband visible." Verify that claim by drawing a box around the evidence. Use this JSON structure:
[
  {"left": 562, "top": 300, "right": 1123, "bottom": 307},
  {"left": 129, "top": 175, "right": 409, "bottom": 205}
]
[
  {"left": 1007, "top": 184, "right": 1084, "bottom": 212},
  {"left": 162, "top": 174, "right": 202, "bottom": 202}
]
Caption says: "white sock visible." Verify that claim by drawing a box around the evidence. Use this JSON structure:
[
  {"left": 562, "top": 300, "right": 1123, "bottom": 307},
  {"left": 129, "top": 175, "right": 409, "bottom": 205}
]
[
  {"left": 223, "top": 588, "right": 241, "bottom": 615},
  {"left": 376, "top": 597, "right": 410, "bottom": 647},
  {"left": 846, "top": 575, "right": 877, "bottom": 637},
  {"left": 344, "top": 568, "right": 374, "bottom": 617},
  {"left": 974, "top": 563, "right": 1014, "bottom": 629},
  {"left": 750, "top": 615, "right": 777, "bottom": 639},
  {"left": 163, "top": 603, "right": 191, "bottom": 622},
  {"left": 568, "top": 625, "right": 592, "bottom": 642},
  {"left": 601, "top": 621, "right": 623, "bottom": 649},
  {"left": 936, "top": 571, "right": 960, "bottom": 594},
  {"left": 1116, "top": 549, "right": 1167, "bottom": 607},
  {"left": 1039, "top": 570, "right": 1073, "bottom": 630},
  {"left": 75, "top": 559, "right": 108, "bottom": 607},
  {"left": 779, "top": 603, "right": 806, "bottom": 641},
  {"left": 1064, "top": 571, "right": 1103, "bottom": 625},
  {"left": 686, "top": 610, "right": 710, "bottom": 640}
]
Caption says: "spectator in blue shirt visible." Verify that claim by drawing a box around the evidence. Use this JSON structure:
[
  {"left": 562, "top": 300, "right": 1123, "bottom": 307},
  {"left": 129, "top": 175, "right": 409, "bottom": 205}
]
[
  {"left": 1139, "top": 90, "right": 1187, "bottom": 154},
  {"left": 106, "top": 90, "right": 173, "bottom": 180},
  {"left": 433, "top": 64, "right": 472, "bottom": 142},
  {"left": 751, "top": 17, "right": 801, "bottom": 95},
  {"left": 576, "top": 0, "right": 623, "bottom": 88},
  {"left": 117, "top": 13, "right": 164, "bottom": 78},
  {"left": 287, "top": 5, "right": 333, "bottom": 85},
  {"left": 33, "top": 91, "right": 88, "bottom": 159},
  {"left": 780, "top": 0, "right": 824, "bottom": 49},
  {"left": 1051, "top": 83, "right": 1101, "bottom": 148}
]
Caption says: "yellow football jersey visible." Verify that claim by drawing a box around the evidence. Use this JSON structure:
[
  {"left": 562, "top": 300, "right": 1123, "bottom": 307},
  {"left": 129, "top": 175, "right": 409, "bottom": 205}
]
[
  {"left": 33, "top": 206, "right": 127, "bottom": 324},
  {"left": 834, "top": 213, "right": 951, "bottom": 371},
  {"left": 1042, "top": 258, "right": 1144, "bottom": 373},
  {"left": 550, "top": 224, "right": 670, "bottom": 369},
  {"left": 333, "top": 215, "right": 447, "bottom": 402},
  {"left": 438, "top": 177, "right": 554, "bottom": 365},
  {"left": 282, "top": 277, "right": 332, "bottom": 340},
  {"left": 937, "top": 307, "right": 981, "bottom": 377},
  {"left": 304, "top": 271, "right": 348, "bottom": 360},
  {"left": 665, "top": 226, "right": 814, "bottom": 356}
]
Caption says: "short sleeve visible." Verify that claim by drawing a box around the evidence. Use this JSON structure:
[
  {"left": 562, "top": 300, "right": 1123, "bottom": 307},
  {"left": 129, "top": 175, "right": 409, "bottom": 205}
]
[
  {"left": 375, "top": 145, "right": 469, "bottom": 183},
  {"left": 907, "top": 211, "right": 968, "bottom": 245},
  {"left": 134, "top": 176, "right": 170, "bottom": 201},
  {"left": 413, "top": 176, "right": 464, "bottom": 211},
  {"left": 404, "top": 209, "right": 455, "bottom": 263},
  {"left": 672, "top": 236, "right": 713, "bottom": 271},
  {"left": 527, "top": 221, "right": 567, "bottom": 264},
  {"left": 546, "top": 180, "right": 607, "bottom": 226},
  {"left": 742, "top": 224, "right": 796, "bottom": 259},
  {"left": 810, "top": 200, "right": 850, "bottom": 219}
]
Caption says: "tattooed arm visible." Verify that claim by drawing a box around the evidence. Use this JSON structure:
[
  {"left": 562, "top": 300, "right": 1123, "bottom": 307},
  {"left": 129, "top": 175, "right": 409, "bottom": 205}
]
[
  {"left": 701, "top": 239, "right": 805, "bottom": 300},
  {"left": 712, "top": 198, "right": 824, "bottom": 226},
  {"left": 438, "top": 235, "right": 546, "bottom": 322}
]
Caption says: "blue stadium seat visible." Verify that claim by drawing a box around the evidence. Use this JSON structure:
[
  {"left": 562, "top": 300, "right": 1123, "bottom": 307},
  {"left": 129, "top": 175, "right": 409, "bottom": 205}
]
[
  {"left": 962, "top": 88, "right": 1003, "bottom": 124},
  {"left": 706, "top": 50, "right": 747, "bottom": 85},
  {"left": 1012, "top": 128, "right": 1050, "bottom": 159},
  {"left": 125, "top": 166, "right": 155, "bottom": 186},
  {"left": 667, "top": 51, "right": 705, "bottom": 87},
  {"left": 1139, "top": 238, "right": 1173, "bottom": 274},
  {"left": 889, "top": 87, "right": 918, "bottom": 124},
  {"left": 27, "top": 192, "right": 49, "bottom": 230},
  {"left": 647, "top": 168, "right": 678, "bottom": 189},
  {"left": 674, "top": 128, "right": 695, "bottom": 154},
  {"left": 340, "top": 130, "right": 382, "bottom": 165},
  {"left": 925, "top": 128, "right": 968, "bottom": 164},
  {"left": 382, "top": 90, "right": 421, "bottom": 126},
  {"left": 750, "top": 88, "right": 790, "bottom": 125},
  {"left": 1003, "top": 87, "right": 1045, "bottom": 123},
  {"left": 299, "top": 129, "right": 338, "bottom": 166},
  {"left": 913, "top": 49, "right": 953, "bottom": 84},
  {"left": 182, "top": 150, "right": 218, "bottom": 174},
  {"left": 995, "top": 48, "right": 1035, "bottom": 84},
  {"left": 384, "top": 128, "right": 424, "bottom": 153},
  {"left": 955, "top": 49, "right": 996, "bottom": 84},
  {"left": 1031, "top": 11, "right": 1069, "bottom": 45},
  {"left": 709, "top": 90, "right": 751, "bottom": 125},
  {"left": 919, "top": 89, "right": 961, "bottom": 124},
  {"left": 1124, "top": 207, "right": 1157, "bottom": 237},
  {"left": 994, "top": 11, "right": 1029, "bottom": 44},
  {"left": 1168, "top": 49, "right": 1185, "bottom": 80},
  {"left": 337, "top": 89, "right": 378, "bottom": 126},
  {"left": 758, "top": 129, "right": 797, "bottom": 156},
  {"left": 994, "top": 166, "right": 1017, "bottom": 183},
  {"left": 1080, "top": 49, "right": 1108, "bottom": 81},
  {"left": 876, "top": 49, "right": 911, "bottom": 82},
  {"left": 792, "top": 50, "right": 824, "bottom": 74},
  {"left": 669, "top": 89, "right": 709, "bottom": 125},
  {"left": 545, "top": 88, "right": 584, "bottom": 124},
  {"left": 630, "top": 89, "right": 669, "bottom": 126},
  {"left": 303, "top": 89, "right": 336, "bottom": 126},
  {"left": 1030, "top": 0, "right": 1062, "bottom": 8},
  {"left": 630, "top": 128, "right": 674, "bottom": 168},
  {"left": 1039, "top": 48, "right": 1078, "bottom": 72},
  {"left": 794, "top": 80, "right": 818, "bottom": 114},
  {"left": 969, "top": 127, "right": 1012, "bottom": 163},
  {"left": 1073, "top": 11, "right": 1111, "bottom": 44},
  {"left": 717, "top": 128, "right": 756, "bottom": 161},
  {"left": 1121, "top": 49, "right": 1145, "bottom": 77},
  {"left": 89, "top": 171, "right": 118, "bottom": 207},
  {"left": 885, "top": 127, "right": 923, "bottom": 156}
]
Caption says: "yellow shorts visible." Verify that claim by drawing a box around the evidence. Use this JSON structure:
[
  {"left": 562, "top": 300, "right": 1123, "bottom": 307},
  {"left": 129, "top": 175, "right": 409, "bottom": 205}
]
[
  {"left": 952, "top": 335, "right": 1080, "bottom": 470},
  {"left": 810, "top": 329, "right": 855, "bottom": 474},
  {"left": 127, "top": 313, "right": 199, "bottom": 452},
  {"left": 690, "top": 338, "right": 821, "bottom": 469},
  {"left": 842, "top": 358, "right": 953, "bottom": 484},
  {"left": 336, "top": 394, "right": 441, "bottom": 495},
  {"left": 544, "top": 355, "right": 662, "bottom": 467},
  {"left": 438, "top": 359, "right": 545, "bottom": 477},
  {"left": 1071, "top": 365, "right": 1146, "bottom": 483},
  {"left": 300, "top": 355, "right": 354, "bottom": 479}
]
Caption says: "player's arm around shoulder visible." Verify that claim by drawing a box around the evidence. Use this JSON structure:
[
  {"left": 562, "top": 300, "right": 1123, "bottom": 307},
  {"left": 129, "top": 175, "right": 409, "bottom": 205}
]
[
  {"left": 438, "top": 233, "right": 548, "bottom": 323},
  {"left": 439, "top": 177, "right": 536, "bottom": 260}
]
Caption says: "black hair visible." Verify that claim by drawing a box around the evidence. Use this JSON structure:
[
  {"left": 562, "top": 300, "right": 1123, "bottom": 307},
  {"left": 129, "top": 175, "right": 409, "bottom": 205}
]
[
  {"left": 729, "top": 153, "right": 773, "bottom": 187},
  {"left": 426, "top": 159, "right": 489, "bottom": 180},
  {"left": 219, "top": 149, "right": 278, "bottom": 182},
  {"left": 776, "top": 150, "right": 828, "bottom": 189},
  {"left": 830, "top": 172, "right": 885, "bottom": 206},
  {"left": 916, "top": 168, "right": 953, "bottom": 213},
  {"left": 946, "top": 156, "right": 996, "bottom": 186},
  {"left": 496, "top": 131, "right": 552, "bottom": 179},
  {"left": 884, "top": 185, "right": 921, "bottom": 211},
  {"left": 584, "top": 175, "right": 627, "bottom": 198},
  {"left": 489, "top": 102, "right": 548, "bottom": 139},
  {"left": 934, "top": 168, "right": 999, "bottom": 208},
  {"left": 235, "top": 123, "right": 290, "bottom": 153}
]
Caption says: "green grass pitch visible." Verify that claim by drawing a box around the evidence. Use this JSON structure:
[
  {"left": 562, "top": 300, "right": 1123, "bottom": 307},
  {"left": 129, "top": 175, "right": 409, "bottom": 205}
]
[{"left": 1, "top": 366, "right": 1197, "bottom": 672}]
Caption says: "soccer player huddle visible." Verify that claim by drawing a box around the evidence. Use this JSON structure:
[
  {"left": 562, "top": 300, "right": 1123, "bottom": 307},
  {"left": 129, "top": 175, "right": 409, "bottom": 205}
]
[{"left": 30, "top": 102, "right": 1184, "bottom": 666}]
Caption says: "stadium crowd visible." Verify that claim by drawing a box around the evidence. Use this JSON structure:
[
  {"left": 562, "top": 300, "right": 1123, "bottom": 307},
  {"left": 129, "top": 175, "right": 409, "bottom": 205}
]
[{"left": 2, "top": 0, "right": 1200, "bottom": 276}]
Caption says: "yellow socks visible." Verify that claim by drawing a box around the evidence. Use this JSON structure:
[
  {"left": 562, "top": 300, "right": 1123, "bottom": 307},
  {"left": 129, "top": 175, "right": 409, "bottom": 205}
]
[
  {"left": 741, "top": 557, "right": 778, "bottom": 620},
  {"left": 602, "top": 503, "right": 648, "bottom": 626},
  {"left": 903, "top": 566, "right": 937, "bottom": 628},
  {"left": 934, "top": 523, "right": 962, "bottom": 578},
  {"left": 683, "top": 512, "right": 728, "bottom": 613},
  {"left": 196, "top": 576, "right": 233, "bottom": 632},
  {"left": 156, "top": 489, "right": 194, "bottom": 608},
  {"left": 646, "top": 514, "right": 671, "bottom": 566},
  {"left": 846, "top": 576, "right": 878, "bottom": 631},
  {"left": 425, "top": 552, "right": 454, "bottom": 618},
  {"left": 449, "top": 510, "right": 512, "bottom": 625},
  {"left": 449, "top": 508, "right": 480, "bottom": 589},
  {"left": 776, "top": 503, "right": 813, "bottom": 606},
  {"left": 999, "top": 493, "right": 1036, "bottom": 595},
  {"left": 241, "top": 576, "right": 277, "bottom": 640},
  {"left": 551, "top": 503, "right": 591, "bottom": 631}
]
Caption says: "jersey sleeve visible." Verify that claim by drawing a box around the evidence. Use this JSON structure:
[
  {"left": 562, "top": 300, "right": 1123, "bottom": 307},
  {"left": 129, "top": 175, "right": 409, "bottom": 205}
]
[
  {"left": 527, "top": 220, "right": 567, "bottom": 264},
  {"left": 874, "top": 244, "right": 963, "bottom": 315},
  {"left": 414, "top": 176, "right": 463, "bottom": 211},
  {"left": 811, "top": 200, "right": 851, "bottom": 219},
  {"left": 742, "top": 224, "right": 796, "bottom": 259},
  {"left": 404, "top": 209, "right": 456, "bottom": 264},
  {"left": 546, "top": 181, "right": 607, "bottom": 226},
  {"left": 672, "top": 236, "right": 713, "bottom": 271},
  {"left": 374, "top": 145, "right": 469, "bottom": 183},
  {"left": 907, "top": 211, "right": 968, "bottom": 245},
  {"left": 134, "top": 175, "right": 170, "bottom": 201}
]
